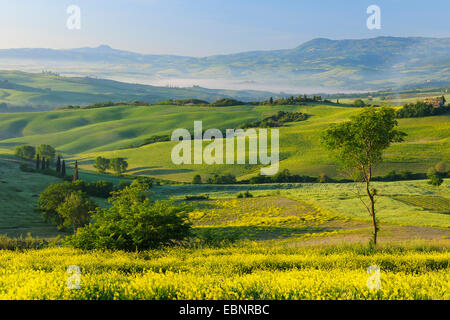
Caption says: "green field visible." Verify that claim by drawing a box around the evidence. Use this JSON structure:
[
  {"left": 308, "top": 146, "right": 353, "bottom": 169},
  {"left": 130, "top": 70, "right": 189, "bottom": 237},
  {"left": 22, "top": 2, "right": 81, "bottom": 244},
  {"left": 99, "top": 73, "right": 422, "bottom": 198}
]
[
  {"left": 0, "top": 93, "right": 449, "bottom": 300},
  {"left": 0, "top": 101, "right": 448, "bottom": 182},
  {"left": 0, "top": 156, "right": 448, "bottom": 300},
  {"left": 1, "top": 156, "right": 448, "bottom": 242},
  {"left": 0, "top": 70, "right": 276, "bottom": 109}
]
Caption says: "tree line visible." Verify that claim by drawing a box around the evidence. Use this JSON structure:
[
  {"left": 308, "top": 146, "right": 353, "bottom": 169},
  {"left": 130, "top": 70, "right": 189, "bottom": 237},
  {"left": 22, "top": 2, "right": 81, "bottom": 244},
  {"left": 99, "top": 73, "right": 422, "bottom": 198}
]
[{"left": 396, "top": 99, "right": 448, "bottom": 118}]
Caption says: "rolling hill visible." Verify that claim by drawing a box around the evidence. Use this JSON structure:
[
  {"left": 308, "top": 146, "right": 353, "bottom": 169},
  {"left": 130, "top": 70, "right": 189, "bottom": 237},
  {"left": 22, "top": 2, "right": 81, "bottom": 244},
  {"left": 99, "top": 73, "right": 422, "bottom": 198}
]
[
  {"left": 0, "top": 70, "right": 278, "bottom": 110},
  {"left": 0, "top": 102, "right": 448, "bottom": 182},
  {"left": 1, "top": 37, "right": 450, "bottom": 92}
]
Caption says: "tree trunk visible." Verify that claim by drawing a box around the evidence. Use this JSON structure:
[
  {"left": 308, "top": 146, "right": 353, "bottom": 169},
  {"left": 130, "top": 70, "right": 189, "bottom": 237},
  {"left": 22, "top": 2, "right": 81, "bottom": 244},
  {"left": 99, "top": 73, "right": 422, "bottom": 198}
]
[
  {"left": 365, "top": 166, "right": 377, "bottom": 245},
  {"left": 369, "top": 193, "right": 377, "bottom": 245}
]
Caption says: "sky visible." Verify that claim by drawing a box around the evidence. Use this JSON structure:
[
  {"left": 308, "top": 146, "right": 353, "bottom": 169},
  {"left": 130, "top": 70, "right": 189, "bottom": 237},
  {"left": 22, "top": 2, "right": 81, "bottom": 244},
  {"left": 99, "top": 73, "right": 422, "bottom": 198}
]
[{"left": 1, "top": 0, "right": 449, "bottom": 56}]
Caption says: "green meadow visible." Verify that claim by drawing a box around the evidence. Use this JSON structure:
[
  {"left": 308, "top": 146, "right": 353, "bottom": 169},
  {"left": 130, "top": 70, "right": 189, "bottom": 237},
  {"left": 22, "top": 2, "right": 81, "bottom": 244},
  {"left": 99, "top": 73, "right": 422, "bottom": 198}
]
[
  {"left": 0, "top": 100, "right": 448, "bottom": 300},
  {"left": 0, "top": 102, "right": 448, "bottom": 182},
  {"left": 1, "top": 156, "right": 449, "bottom": 243}
]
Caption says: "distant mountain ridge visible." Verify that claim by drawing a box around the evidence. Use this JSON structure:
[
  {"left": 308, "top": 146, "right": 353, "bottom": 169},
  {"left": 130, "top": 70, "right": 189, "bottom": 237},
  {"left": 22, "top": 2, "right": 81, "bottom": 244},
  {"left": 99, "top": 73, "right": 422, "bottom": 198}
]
[{"left": 1, "top": 36, "right": 450, "bottom": 91}]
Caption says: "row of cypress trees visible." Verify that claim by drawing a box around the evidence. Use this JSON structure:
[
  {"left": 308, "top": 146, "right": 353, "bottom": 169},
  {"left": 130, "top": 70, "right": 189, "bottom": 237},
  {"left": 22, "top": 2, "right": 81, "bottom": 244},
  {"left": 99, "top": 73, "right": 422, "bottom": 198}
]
[
  {"left": 35, "top": 155, "right": 68, "bottom": 177},
  {"left": 35, "top": 155, "right": 80, "bottom": 182}
]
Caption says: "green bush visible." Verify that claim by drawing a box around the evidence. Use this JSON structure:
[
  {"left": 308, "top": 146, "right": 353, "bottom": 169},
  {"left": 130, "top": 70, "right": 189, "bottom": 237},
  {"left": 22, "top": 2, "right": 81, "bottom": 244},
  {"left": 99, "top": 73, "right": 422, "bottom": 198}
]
[
  {"left": 353, "top": 99, "right": 366, "bottom": 107},
  {"left": 0, "top": 234, "right": 48, "bottom": 250},
  {"left": 237, "top": 191, "right": 253, "bottom": 198},
  {"left": 207, "top": 174, "right": 236, "bottom": 184},
  {"left": 192, "top": 174, "right": 202, "bottom": 184},
  {"left": 38, "top": 182, "right": 97, "bottom": 230},
  {"left": 427, "top": 167, "right": 444, "bottom": 186},
  {"left": 396, "top": 102, "right": 449, "bottom": 118},
  {"left": 68, "top": 181, "right": 192, "bottom": 251},
  {"left": 185, "top": 194, "right": 209, "bottom": 201}
]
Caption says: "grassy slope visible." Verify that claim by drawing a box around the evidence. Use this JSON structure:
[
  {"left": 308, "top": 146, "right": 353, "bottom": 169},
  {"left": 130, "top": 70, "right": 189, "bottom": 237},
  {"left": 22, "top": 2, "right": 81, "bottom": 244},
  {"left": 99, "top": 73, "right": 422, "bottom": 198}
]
[
  {"left": 0, "top": 153, "right": 448, "bottom": 240},
  {"left": 0, "top": 103, "right": 448, "bottom": 182},
  {"left": 0, "top": 156, "right": 129, "bottom": 237},
  {"left": 0, "top": 70, "right": 275, "bottom": 108},
  {"left": 151, "top": 180, "right": 450, "bottom": 229}
]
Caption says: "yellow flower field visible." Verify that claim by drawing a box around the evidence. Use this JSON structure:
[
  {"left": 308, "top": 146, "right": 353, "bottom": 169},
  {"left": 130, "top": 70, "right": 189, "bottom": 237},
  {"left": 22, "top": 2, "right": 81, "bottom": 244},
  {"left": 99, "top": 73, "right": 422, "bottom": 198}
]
[{"left": 0, "top": 246, "right": 448, "bottom": 300}]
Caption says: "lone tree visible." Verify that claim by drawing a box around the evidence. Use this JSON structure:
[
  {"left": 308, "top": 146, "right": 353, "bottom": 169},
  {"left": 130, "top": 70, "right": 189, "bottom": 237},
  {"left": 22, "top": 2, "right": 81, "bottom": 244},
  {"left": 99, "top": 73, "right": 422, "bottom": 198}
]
[
  {"left": 61, "top": 160, "right": 66, "bottom": 177},
  {"left": 36, "top": 144, "right": 56, "bottom": 161},
  {"left": 73, "top": 160, "right": 79, "bottom": 182},
  {"left": 353, "top": 99, "right": 366, "bottom": 108},
  {"left": 321, "top": 107, "right": 406, "bottom": 245},
  {"left": 36, "top": 154, "right": 40, "bottom": 171},
  {"left": 110, "top": 158, "right": 128, "bottom": 176},
  {"left": 192, "top": 174, "right": 202, "bottom": 184},
  {"left": 93, "top": 156, "right": 110, "bottom": 174},
  {"left": 56, "top": 156, "right": 61, "bottom": 174}
]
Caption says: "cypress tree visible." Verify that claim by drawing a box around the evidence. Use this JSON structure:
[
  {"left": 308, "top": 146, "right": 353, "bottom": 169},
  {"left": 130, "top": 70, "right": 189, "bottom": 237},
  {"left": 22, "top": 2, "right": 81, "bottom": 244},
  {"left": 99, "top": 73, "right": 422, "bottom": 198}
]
[
  {"left": 56, "top": 156, "right": 61, "bottom": 173},
  {"left": 41, "top": 157, "right": 46, "bottom": 170},
  {"left": 73, "top": 160, "right": 79, "bottom": 182},
  {"left": 61, "top": 160, "right": 66, "bottom": 177},
  {"left": 36, "top": 154, "right": 40, "bottom": 171}
]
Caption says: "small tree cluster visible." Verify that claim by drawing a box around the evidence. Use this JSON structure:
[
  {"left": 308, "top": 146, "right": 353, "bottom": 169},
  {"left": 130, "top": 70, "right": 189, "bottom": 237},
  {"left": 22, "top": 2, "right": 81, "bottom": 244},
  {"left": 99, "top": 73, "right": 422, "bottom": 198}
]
[
  {"left": 93, "top": 156, "right": 128, "bottom": 175},
  {"left": 14, "top": 145, "right": 35, "bottom": 160},
  {"left": 207, "top": 174, "right": 236, "bottom": 184}
]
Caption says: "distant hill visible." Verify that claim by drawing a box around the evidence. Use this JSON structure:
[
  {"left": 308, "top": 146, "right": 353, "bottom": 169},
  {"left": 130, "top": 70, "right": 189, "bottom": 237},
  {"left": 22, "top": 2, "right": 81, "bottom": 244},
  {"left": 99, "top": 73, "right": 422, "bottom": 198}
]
[
  {"left": 1, "top": 37, "right": 449, "bottom": 91},
  {"left": 0, "top": 70, "right": 278, "bottom": 111}
]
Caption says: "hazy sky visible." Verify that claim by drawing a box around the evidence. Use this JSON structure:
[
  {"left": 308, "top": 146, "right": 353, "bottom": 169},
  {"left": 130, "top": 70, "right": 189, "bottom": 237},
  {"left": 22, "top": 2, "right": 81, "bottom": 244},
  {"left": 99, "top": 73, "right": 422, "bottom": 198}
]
[{"left": 1, "top": 0, "right": 449, "bottom": 56}]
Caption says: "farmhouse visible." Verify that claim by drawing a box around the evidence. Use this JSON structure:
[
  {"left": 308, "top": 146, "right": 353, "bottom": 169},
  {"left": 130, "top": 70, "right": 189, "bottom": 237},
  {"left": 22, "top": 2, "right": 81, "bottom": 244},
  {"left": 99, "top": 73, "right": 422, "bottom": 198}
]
[{"left": 424, "top": 97, "right": 445, "bottom": 108}]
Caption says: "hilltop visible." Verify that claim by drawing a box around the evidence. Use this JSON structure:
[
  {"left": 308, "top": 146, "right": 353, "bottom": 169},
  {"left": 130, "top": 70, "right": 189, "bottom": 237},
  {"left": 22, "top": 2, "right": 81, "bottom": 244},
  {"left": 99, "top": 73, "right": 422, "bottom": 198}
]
[
  {"left": 1, "top": 37, "right": 450, "bottom": 91},
  {"left": 0, "top": 70, "right": 278, "bottom": 111}
]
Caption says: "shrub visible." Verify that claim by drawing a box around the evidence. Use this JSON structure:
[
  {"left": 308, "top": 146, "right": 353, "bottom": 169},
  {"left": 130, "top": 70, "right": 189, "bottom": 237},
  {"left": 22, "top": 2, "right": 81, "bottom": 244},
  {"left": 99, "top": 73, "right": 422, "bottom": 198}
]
[
  {"left": 56, "top": 191, "right": 97, "bottom": 232},
  {"left": 210, "top": 98, "right": 244, "bottom": 106},
  {"left": 428, "top": 174, "right": 443, "bottom": 186},
  {"left": 192, "top": 174, "right": 202, "bottom": 184},
  {"left": 207, "top": 174, "right": 237, "bottom": 184},
  {"left": 427, "top": 167, "right": 444, "bottom": 186},
  {"left": 237, "top": 191, "right": 253, "bottom": 198},
  {"left": 0, "top": 234, "right": 48, "bottom": 250},
  {"left": 318, "top": 173, "right": 329, "bottom": 183},
  {"left": 118, "top": 180, "right": 132, "bottom": 190},
  {"left": 185, "top": 194, "right": 209, "bottom": 200},
  {"left": 38, "top": 182, "right": 97, "bottom": 230},
  {"left": 86, "top": 180, "right": 115, "bottom": 198},
  {"left": 68, "top": 181, "right": 192, "bottom": 250},
  {"left": 353, "top": 99, "right": 366, "bottom": 107}
]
